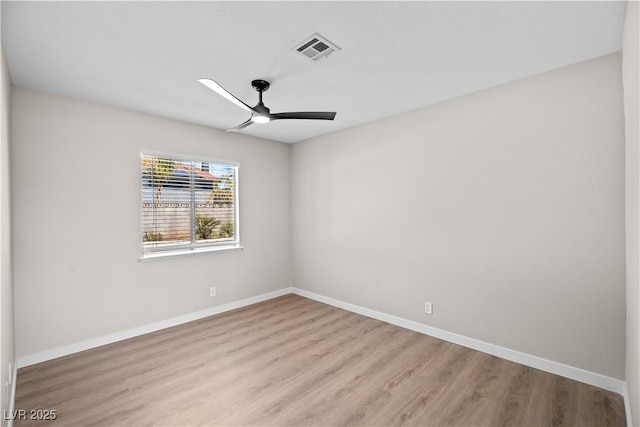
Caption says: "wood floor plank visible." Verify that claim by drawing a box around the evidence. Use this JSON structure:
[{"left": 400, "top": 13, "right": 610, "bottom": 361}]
[{"left": 13, "top": 294, "right": 626, "bottom": 426}]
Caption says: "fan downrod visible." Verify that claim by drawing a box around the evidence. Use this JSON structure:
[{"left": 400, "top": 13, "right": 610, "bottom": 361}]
[{"left": 251, "top": 79, "right": 270, "bottom": 93}]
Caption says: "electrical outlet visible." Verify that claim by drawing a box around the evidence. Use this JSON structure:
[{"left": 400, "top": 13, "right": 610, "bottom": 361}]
[
  {"left": 4, "top": 381, "right": 8, "bottom": 396},
  {"left": 424, "top": 301, "right": 433, "bottom": 315},
  {"left": 210, "top": 287, "right": 217, "bottom": 297}
]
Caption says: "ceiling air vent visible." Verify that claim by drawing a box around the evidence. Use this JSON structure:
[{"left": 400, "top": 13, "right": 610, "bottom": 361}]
[{"left": 294, "top": 33, "right": 341, "bottom": 62}]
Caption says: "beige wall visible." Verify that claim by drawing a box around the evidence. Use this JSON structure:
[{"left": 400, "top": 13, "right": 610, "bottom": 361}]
[
  {"left": 0, "top": 41, "right": 14, "bottom": 423},
  {"left": 292, "top": 53, "right": 626, "bottom": 379},
  {"left": 624, "top": 1, "right": 640, "bottom": 424},
  {"left": 11, "top": 88, "right": 291, "bottom": 357}
]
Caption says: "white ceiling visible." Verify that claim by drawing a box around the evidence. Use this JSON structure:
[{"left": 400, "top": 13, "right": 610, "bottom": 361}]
[{"left": 1, "top": 1, "right": 627, "bottom": 144}]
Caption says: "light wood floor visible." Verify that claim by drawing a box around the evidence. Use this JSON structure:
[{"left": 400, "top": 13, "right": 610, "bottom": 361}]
[{"left": 15, "top": 294, "right": 625, "bottom": 426}]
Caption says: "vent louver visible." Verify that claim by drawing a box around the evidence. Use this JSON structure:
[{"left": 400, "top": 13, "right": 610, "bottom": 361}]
[{"left": 294, "top": 33, "right": 340, "bottom": 62}]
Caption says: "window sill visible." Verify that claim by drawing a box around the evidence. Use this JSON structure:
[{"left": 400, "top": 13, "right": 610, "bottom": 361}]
[{"left": 139, "top": 244, "right": 243, "bottom": 262}]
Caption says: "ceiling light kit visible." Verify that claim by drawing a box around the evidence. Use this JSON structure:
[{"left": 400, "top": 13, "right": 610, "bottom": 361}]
[{"left": 198, "top": 78, "right": 337, "bottom": 132}]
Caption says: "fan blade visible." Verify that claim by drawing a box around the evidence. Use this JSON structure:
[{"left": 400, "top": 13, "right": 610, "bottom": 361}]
[
  {"left": 198, "top": 78, "right": 253, "bottom": 113},
  {"left": 270, "top": 111, "right": 336, "bottom": 121},
  {"left": 226, "top": 118, "right": 254, "bottom": 132}
]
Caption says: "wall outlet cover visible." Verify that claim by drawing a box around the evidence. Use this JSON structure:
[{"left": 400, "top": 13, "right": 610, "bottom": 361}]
[{"left": 425, "top": 302, "right": 433, "bottom": 315}]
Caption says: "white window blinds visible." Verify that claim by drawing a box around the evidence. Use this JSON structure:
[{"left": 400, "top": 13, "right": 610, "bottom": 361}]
[{"left": 141, "top": 153, "right": 238, "bottom": 254}]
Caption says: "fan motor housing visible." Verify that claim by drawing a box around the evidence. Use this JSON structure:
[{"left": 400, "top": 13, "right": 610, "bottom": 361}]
[{"left": 251, "top": 79, "right": 270, "bottom": 92}]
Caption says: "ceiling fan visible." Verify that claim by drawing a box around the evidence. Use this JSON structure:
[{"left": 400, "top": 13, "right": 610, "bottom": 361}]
[{"left": 198, "top": 78, "right": 337, "bottom": 132}]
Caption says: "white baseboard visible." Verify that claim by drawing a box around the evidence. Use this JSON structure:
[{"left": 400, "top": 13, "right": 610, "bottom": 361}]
[
  {"left": 16, "top": 287, "right": 294, "bottom": 369},
  {"left": 623, "top": 382, "right": 633, "bottom": 427},
  {"left": 291, "top": 288, "right": 626, "bottom": 395},
  {"left": 7, "top": 361, "right": 17, "bottom": 427}
]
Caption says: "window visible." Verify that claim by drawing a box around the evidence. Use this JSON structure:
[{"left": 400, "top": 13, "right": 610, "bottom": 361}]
[{"left": 141, "top": 153, "right": 239, "bottom": 257}]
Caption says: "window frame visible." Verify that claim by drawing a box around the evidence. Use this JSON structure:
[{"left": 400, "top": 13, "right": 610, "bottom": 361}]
[{"left": 139, "top": 151, "right": 241, "bottom": 260}]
